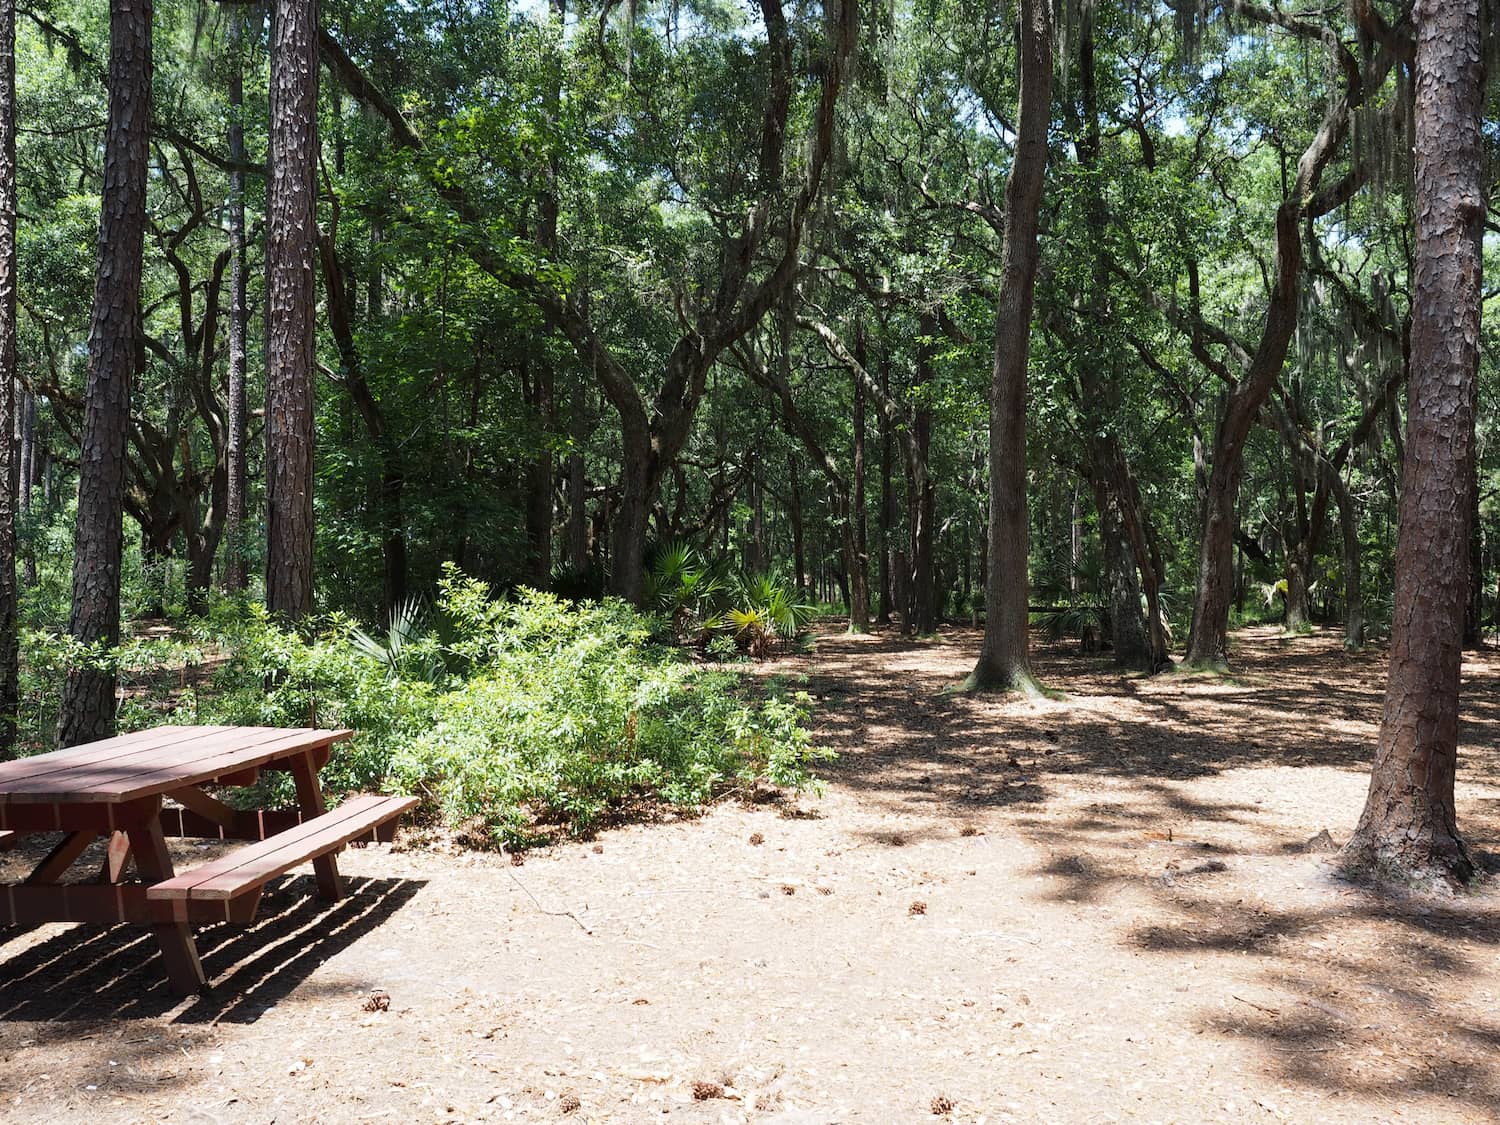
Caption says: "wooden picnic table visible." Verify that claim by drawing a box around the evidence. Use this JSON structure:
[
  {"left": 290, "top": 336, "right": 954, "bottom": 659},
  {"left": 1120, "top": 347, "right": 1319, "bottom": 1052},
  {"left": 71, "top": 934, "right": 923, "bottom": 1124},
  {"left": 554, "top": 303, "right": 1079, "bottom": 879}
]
[{"left": 0, "top": 724, "right": 416, "bottom": 994}]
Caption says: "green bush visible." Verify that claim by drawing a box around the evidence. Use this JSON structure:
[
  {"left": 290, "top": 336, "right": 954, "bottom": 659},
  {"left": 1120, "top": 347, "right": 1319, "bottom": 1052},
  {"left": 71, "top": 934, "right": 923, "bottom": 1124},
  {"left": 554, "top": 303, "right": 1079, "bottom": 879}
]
[{"left": 144, "top": 569, "right": 832, "bottom": 846}]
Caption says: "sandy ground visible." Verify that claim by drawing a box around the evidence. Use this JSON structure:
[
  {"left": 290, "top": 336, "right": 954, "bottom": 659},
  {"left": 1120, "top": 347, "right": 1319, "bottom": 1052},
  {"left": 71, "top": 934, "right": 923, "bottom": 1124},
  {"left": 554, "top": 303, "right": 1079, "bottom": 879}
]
[{"left": 3, "top": 624, "right": 1500, "bottom": 1125}]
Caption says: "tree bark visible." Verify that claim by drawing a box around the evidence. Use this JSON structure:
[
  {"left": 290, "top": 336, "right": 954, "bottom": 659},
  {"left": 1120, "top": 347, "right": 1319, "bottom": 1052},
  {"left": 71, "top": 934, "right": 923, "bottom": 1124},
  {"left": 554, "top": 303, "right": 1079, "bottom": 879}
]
[
  {"left": 565, "top": 369, "right": 589, "bottom": 573},
  {"left": 908, "top": 312, "right": 937, "bottom": 636},
  {"left": 877, "top": 336, "right": 893, "bottom": 626},
  {"left": 58, "top": 0, "right": 151, "bottom": 747},
  {"left": 18, "top": 389, "right": 32, "bottom": 587},
  {"left": 1341, "top": 0, "right": 1483, "bottom": 888},
  {"left": 966, "top": 0, "right": 1051, "bottom": 692},
  {"left": 223, "top": 10, "right": 251, "bottom": 594},
  {"left": 1180, "top": 45, "right": 1372, "bottom": 667},
  {"left": 788, "top": 451, "right": 806, "bottom": 592},
  {"left": 264, "top": 0, "right": 318, "bottom": 622},
  {"left": 849, "top": 322, "right": 871, "bottom": 631},
  {"left": 0, "top": 0, "right": 16, "bottom": 757}
]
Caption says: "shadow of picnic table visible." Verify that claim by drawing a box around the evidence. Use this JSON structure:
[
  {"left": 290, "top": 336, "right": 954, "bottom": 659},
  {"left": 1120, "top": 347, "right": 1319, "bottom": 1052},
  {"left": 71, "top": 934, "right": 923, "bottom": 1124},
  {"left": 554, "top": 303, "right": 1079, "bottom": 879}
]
[{"left": 0, "top": 875, "right": 425, "bottom": 1025}]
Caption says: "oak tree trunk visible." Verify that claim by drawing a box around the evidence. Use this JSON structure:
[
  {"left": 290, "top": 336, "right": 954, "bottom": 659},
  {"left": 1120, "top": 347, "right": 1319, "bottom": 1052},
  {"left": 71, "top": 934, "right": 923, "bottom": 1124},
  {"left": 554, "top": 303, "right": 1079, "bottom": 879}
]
[
  {"left": 907, "top": 312, "right": 937, "bottom": 636},
  {"left": 1341, "top": 0, "right": 1484, "bottom": 888},
  {"left": 264, "top": 0, "right": 318, "bottom": 622},
  {"left": 58, "top": 0, "right": 151, "bottom": 746},
  {"left": 966, "top": 0, "right": 1051, "bottom": 692}
]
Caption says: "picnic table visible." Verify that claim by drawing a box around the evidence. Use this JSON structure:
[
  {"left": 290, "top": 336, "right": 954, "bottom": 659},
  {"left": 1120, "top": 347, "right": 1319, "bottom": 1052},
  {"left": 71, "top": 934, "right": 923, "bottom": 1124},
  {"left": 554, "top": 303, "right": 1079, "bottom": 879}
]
[{"left": 0, "top": 725, "right": 416, "bottom": 994}]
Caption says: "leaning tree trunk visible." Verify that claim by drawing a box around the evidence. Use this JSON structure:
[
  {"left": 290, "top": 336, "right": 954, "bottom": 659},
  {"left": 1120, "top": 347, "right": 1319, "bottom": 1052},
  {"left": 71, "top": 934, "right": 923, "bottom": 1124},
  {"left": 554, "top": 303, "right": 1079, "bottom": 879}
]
[
  {"left": 1340, "top": 0, "right": 1484, "bottom": 889},
  {"left": 264, "top": 0, "right": 318, "bottom": 622},
  {"left": 222, "top": 10, "right": 250, "bottom": 594},
  {"left": 0, "top": 0, "right": 16, "bottom": 757},
  {"left": 966, "top": 0, "right": 1051, "bottom": 692},
  {"left": 58, "top": 0, "right": 151, "bottom": 747}
]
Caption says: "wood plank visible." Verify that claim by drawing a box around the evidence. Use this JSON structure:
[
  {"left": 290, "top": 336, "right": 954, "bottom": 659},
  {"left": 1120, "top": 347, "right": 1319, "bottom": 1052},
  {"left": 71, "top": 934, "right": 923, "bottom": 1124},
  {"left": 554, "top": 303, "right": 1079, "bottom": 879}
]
[
  {"left": 159, "top": 805, "right": 404, "bottom": 843},
  {"left": 128, "top": 821, "right": 207, "bottom": 994},
  {"left": 166, "top": 785, "right": 238, "bottom": 827},
  {"left": 0, "top": 797, "right": 161, "bottom": 833},
  {"left": 289, "top": 751, "right": 342, "bottom": 901},
  {"left": 0, "top": 884, "right": 258, "bottom": 926},
  {"left": 24, "top": 831, "right": 98, "bottom": 885},
  {"left": 83, "top": 729, "right": 351, "bottom": 804},
  {"left": 147, "top": 795, "right": 417, "bottom": 902},
  {"left": 0, "top": 726, "right": 308, "bottom": 801},
  {"left": 102, "top": 830, "right": 132, "bottom": 883},
  {"left": 1, "top": 727, "right": 352, "bottom": 804},
  {"left": 0, "top": 726, "right": 238, "bottom": 791}
]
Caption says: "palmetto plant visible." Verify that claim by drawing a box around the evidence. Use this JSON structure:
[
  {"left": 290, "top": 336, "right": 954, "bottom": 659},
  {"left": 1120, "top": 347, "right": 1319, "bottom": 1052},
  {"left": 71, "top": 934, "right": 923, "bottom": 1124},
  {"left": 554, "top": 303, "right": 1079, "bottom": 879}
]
[
  {"left": 350, "top": 597, "right": 443, "bottom": 681},
  {"left": 646, "top": 541, "right": 731, "bottom": 641},
  {"left": 727, "top": 573, "right": 816, "bottom": 658}
]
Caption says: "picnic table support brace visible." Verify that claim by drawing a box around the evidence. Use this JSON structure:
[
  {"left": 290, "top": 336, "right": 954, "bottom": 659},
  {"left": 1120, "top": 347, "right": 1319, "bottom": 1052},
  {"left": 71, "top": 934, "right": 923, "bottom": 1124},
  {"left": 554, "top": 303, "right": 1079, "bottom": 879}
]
[
  {"left": 126, "top": 823, "right": 207, "bottom": 995},
  {"left": 289, "top": 752, "right": 343, "bottom": 901},
  {"left": 25, "top": 831, "right": 97, "bottom": 885}
]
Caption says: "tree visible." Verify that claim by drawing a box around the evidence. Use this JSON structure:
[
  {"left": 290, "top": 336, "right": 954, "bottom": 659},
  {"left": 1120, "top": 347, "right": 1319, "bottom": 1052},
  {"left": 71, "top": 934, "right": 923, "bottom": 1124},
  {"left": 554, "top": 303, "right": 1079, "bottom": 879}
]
[
  {"left": 222, "top": 9, "right": 251, "bottom": 594},
  {"left": 265, "top": 0, "right": 318, "bottom": 621},
  {"left": 965, "top": 0, "right": 1052, "bottom": 692},
  {"left": 0, "top": 0, "right": 16, "bottom": 756},
  {"left": 56, "top": 0, "right": 152, "bottom": 747},
  {"left": 1340, "top": 0, "right": 1485, "bottom": 889}
]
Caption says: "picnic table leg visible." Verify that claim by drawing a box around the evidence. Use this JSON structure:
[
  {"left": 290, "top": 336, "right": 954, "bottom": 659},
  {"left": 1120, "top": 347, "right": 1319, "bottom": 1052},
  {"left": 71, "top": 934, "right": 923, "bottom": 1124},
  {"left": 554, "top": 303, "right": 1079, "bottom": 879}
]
[
  {"left": 289, "top": 751, "right": 344, "bottom": 901},
  {"left": 126, "top": 823, "right": 206, "bottom": 995}
]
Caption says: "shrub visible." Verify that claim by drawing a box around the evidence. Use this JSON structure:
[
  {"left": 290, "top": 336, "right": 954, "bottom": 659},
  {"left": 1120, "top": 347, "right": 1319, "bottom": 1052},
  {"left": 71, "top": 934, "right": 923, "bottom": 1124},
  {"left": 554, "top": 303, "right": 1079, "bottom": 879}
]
[{"left": 138, "top": 569, "right": 832, "bottom": 846}]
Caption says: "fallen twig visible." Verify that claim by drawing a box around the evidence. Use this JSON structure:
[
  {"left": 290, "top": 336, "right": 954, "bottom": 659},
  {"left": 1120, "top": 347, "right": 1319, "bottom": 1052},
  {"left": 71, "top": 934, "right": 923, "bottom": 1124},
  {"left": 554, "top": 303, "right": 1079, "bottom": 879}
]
[
  {"left": 1232, "top": 995, "right": 1280, "bottom": 1015},
  {"left": 504, "top": 863, "right": 593, "bottom": 935}
]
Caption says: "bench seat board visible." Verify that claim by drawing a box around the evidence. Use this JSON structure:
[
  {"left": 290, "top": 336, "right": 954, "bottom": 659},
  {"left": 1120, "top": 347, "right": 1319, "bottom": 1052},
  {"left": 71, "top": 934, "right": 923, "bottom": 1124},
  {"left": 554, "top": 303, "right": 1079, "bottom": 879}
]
[{"left": 147, "top": 795, "right": 418, "bottom": 902}]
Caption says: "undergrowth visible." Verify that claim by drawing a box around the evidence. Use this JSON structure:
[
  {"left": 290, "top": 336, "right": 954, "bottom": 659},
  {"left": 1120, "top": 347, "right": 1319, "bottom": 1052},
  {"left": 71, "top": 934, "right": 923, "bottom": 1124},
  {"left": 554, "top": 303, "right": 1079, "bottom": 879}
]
[{"left": 20, "top": 566, "right": 831, "bottom": 848}]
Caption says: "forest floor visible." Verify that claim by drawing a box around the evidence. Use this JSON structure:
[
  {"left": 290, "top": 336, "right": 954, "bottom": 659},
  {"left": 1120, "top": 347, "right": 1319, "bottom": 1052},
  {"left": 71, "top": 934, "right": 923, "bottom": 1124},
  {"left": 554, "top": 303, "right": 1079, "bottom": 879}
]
[{"left": 4, "top": 624, "right": 1500, "bottom": 1124}]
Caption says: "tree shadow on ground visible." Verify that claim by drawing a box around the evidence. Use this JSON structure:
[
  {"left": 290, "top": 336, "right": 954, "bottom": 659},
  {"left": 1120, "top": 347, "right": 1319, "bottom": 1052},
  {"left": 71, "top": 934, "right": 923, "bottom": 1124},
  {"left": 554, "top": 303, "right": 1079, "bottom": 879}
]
[
  {"left": 798, "top": 624, "right": 1500, "bottom": 832},
  {"left": 0, "top": 875, "right": 425, "bottom": 1025},
  {"left": 796, "top": 624, "right": 1500, "bottom": 1112},
  {"left": 1014, "top": 785, "right": 1500, "bottom": 1114}
]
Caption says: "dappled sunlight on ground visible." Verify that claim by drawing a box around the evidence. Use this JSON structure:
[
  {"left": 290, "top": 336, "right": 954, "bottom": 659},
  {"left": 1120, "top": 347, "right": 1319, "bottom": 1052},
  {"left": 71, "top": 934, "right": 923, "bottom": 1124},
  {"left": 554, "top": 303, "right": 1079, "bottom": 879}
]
[{"left": 2, "top": 624, "right": 1497, "bottom": 1122}]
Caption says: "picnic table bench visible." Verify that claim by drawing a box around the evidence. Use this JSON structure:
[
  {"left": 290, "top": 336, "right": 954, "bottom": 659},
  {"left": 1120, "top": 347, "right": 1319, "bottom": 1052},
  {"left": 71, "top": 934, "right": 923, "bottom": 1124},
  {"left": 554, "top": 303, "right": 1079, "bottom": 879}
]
[{"left": 0, "top": 725, "right": 416, "bottom": 994}]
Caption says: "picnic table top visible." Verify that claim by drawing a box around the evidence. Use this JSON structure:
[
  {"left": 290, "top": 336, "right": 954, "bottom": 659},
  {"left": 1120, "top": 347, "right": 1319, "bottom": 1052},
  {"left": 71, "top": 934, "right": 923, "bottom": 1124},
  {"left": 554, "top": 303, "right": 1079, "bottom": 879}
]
[{"left": 0, "top": 725, "right": 353, "bottom": 805}]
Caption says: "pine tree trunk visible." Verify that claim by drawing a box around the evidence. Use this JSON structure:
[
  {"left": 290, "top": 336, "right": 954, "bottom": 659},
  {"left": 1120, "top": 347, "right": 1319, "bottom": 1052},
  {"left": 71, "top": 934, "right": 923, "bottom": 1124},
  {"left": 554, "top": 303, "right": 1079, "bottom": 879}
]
[
  {"left": 223, "top": 10, "right": 250, "bottom": 594},
  {"left": 966, "top": 0, "right": 1050, "bottom": 692},
  {"left": 1340, "top": 0, "right": 1484, "bottom": 889},
  {"left": 58, "top": 0, "right": 151, "bottom": 747},
  {"left": 0, "top": 0, "right": 16, "bottom": 757},
  {"left": 264, "top": 0, "right": 318, "bottom": 622}
]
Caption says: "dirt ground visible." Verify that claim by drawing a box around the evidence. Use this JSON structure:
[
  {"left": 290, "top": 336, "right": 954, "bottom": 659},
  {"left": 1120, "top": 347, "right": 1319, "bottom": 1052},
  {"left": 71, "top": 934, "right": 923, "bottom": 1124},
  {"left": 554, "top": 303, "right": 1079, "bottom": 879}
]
[{"left": 3, "top": 624, "right": 1500, "bottom": 1125}]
